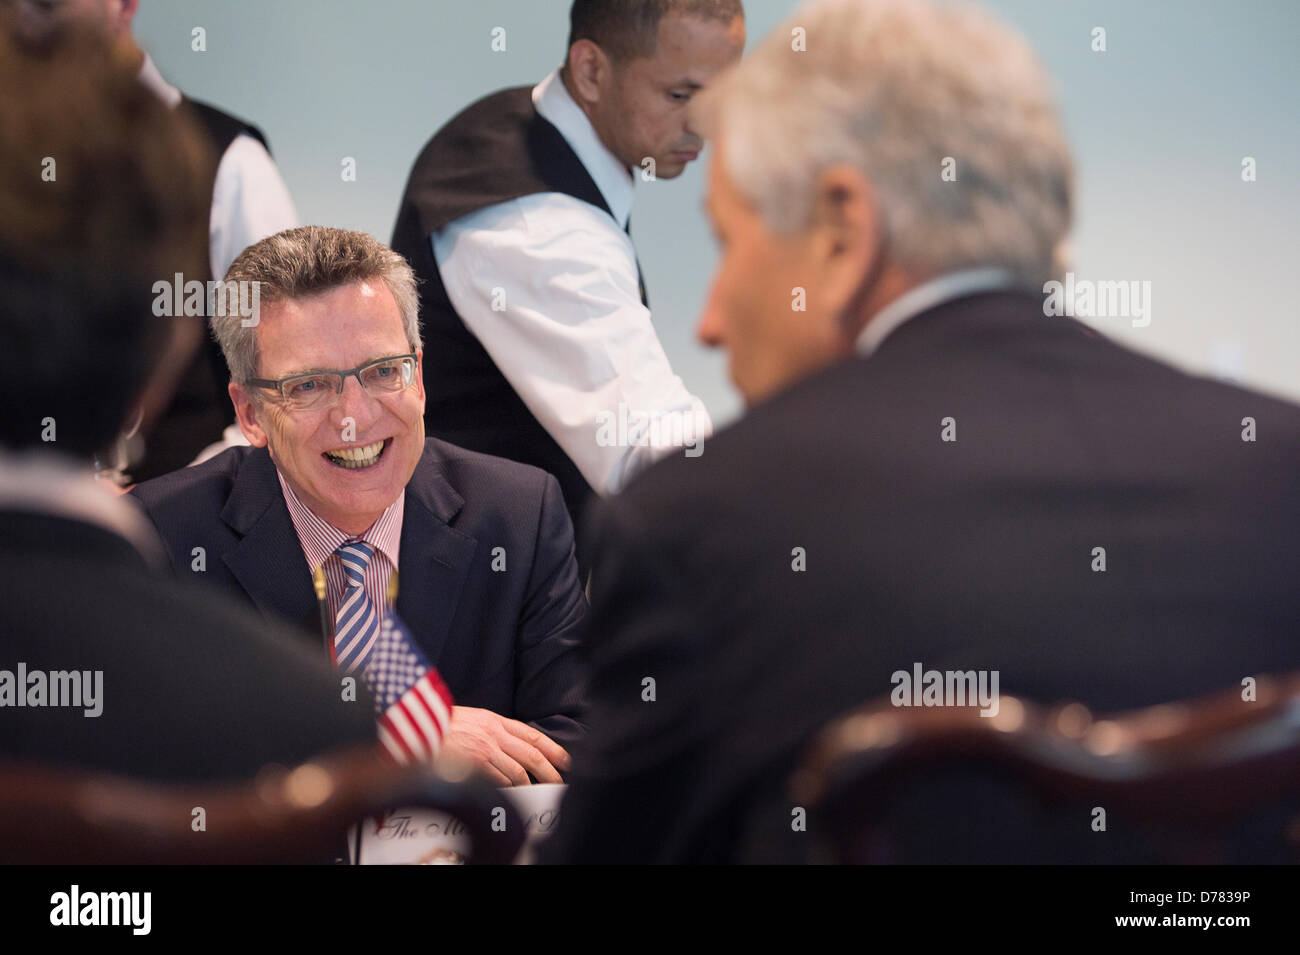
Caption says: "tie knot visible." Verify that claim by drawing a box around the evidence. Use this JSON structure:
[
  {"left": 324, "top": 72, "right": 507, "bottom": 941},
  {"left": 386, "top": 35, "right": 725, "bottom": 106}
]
[{"left": 337, "top": 540, "right": 374, "bottom": 586}]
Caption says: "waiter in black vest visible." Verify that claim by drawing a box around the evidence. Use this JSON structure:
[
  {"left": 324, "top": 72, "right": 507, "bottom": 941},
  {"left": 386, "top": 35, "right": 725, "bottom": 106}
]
[
  {"left": 392, "top": 0, "right": 745, "bottom": 558},
  {"left": 9, "top": 0, "right": 299, "bottom": 482}
]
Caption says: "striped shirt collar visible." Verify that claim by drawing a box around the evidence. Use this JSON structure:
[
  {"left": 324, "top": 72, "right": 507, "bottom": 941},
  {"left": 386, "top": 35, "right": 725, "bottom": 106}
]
[{"left": 275, "top": 470, "right": 404, "bottom": 574}]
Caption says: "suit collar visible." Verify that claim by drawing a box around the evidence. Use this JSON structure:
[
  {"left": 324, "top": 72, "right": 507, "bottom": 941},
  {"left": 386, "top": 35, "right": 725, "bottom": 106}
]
[
  {"left": 394, "top": 442, "right": 477, "bottom": 668},
  {"left": 220, "top": 447, "right": 317, "bottom": 628},
  {"left": 220, "top": 445, "right": 284, "bottom": 536},
  {"left": 861, "top": 287, "right": 1055, "bottom": 366},
  {"left": 855, "top": 269, "right": 1021, "bottom": 357},
  {"left": 0, "top": 509, "right": 150, "bottom": 570},
  {"left": 403, "top": 439, "right": 465, "bottom": 525},
  {"left": 219, "top": 441, "right": 468, "bottom": 534},
  {"left": 219, "top": 442, "right": 478, "bottom": 667}
]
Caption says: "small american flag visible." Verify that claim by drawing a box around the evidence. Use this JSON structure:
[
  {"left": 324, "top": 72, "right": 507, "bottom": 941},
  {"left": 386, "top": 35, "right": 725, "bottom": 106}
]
[{"left": 361, "top": 610, "right": 454, "bottom": 764}]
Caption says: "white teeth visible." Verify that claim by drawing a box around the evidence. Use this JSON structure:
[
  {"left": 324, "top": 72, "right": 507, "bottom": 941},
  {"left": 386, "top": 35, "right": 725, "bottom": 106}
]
[{"left": 325, "top": 441, "right": 385, "bottom": 469}]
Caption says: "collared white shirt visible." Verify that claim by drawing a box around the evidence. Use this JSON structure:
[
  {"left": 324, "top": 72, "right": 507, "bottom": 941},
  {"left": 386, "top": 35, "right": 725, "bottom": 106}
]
[
  {"left": 855, "top": 268, "right": 1021, "bottom": 356},
  {"left": 138, "top": 53, "right": 299, "bottom": 280},
  {"left": 431, "top": 69, "right": 712, "bottom": 496}
]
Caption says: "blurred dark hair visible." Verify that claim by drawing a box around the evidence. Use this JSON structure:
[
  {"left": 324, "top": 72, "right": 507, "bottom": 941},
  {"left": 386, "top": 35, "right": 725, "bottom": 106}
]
[
  {"left": 568, "top": 0, "right": 743, "bottom": 63},
  {"left": 0, "top": 25, "right": 211, "bottom": 460}
]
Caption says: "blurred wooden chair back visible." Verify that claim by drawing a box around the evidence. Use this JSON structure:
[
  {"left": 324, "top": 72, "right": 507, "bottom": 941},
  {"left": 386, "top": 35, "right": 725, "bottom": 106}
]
[
  {"left": 0, "top": 745, "right": 525, "bottom": 864},
  {"left": 792, "top": 673, "right": 1300, "bottom": 863}
]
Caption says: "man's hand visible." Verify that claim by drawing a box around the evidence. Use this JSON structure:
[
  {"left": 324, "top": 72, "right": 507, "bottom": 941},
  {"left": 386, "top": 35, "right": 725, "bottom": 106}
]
[{"left": 441, "top": 706, "right": 570, "bottom": 786}]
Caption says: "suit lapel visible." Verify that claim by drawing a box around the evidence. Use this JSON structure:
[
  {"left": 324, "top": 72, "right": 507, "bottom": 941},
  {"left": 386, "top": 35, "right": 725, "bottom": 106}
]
[
  {"left": 220, "top": 448, "right": 317, "bottom": 637},
  {"left": 396, "top": 442, "right": 477, "bottom": 669}
]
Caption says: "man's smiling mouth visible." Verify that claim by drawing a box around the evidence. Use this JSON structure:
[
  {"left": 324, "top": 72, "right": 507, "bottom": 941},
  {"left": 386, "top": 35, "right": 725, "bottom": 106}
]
[{"left": 323, "top": 438, "right": 391, "bottom": 470}]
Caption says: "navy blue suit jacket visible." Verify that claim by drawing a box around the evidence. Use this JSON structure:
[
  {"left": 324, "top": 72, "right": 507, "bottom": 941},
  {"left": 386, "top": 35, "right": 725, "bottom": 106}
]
[
  {"left": 543, "top": 291, "right": 1300, "bottom": 863},
  {"left": 130, "top": 438, "right": 588, "bottom": 749}
]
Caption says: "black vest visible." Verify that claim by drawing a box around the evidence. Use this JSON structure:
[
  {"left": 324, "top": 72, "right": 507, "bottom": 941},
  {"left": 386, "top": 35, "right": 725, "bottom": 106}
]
[
  {"left": 391, "top": 86, "right": 646, "bottom": 553},
  {"left": 131, "top": 99, "right": 270, "bottom": 483}
]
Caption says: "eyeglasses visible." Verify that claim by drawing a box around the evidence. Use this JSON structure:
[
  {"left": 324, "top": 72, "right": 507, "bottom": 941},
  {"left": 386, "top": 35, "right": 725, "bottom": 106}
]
[{"left": 245, "top": 353, "right": 418, "bottom": 411}]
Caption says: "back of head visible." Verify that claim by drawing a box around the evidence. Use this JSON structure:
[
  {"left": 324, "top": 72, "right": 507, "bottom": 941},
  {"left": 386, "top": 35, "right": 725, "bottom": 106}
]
[
  {"left": 0, "top": 24, "right": 211, "bottom": 461},
  {"left": 694, "top": 0, "right": 1073, "bottom": 287}
]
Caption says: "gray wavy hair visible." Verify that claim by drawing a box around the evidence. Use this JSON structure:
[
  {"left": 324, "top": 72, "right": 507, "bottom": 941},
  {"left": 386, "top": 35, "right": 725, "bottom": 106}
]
[
  {"left": 692, "top": 0, "right": 1073, "bottom": 286},
  {"left": 213, "top": 226, "right": 421, "bottom": 384}
]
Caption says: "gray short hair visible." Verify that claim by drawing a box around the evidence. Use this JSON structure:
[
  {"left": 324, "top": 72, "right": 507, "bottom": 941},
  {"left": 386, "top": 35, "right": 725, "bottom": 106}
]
[
  {"left": 692, "top": 0, "right": 1073, "bottom": 286},
  {"left": 214, "top": 226, "right": 421, "bottom": 384}
]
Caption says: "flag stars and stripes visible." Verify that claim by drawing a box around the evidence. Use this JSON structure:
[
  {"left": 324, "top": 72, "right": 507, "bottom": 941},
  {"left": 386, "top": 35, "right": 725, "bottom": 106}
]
[
  {"left": 274, "top": 472, "right": 451, "bottom": 762},
  {"left": 366, "top": 615, "right": 453, "bottom": 763}
]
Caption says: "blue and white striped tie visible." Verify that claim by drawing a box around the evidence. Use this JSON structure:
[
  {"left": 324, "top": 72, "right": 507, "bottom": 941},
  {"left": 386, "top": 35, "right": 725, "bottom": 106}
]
[{"left": 333, "top": 540, "right": 380, "bottom": 673}]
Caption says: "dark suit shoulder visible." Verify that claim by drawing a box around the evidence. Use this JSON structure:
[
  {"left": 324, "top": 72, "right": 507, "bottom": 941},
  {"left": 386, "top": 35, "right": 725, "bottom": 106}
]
[
  {"left": 612, "top": 291, "right": 1300, "bottom": 546},
  {"left": 401, "top": 86, "right": 533, "bottom": 195},
  {"left": 432, "top": 86, "right": 533, "bottom": 137},
  {"left": 181, "top": 96, "right": 271, "bottom": 153},
  {"left": 1, "top": 525, "right": 375, "bottom": 783},
  {"left": 130, "top": 445, "right": 253, "bottom": 512},
  {"left": 424, "top": 435, "right": 555, "bottom": 501},
  {"left": 128, "top": 447, "right": 263, "bottom": 571}
]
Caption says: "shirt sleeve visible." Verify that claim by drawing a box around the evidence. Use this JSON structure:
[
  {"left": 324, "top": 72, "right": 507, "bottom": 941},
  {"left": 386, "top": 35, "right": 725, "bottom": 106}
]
[
  {"left": 431, "top": 193, "right": 712, "bottom": 496},
  {"left": 209, "top": 134, "right": 300, "bottom": 279}
]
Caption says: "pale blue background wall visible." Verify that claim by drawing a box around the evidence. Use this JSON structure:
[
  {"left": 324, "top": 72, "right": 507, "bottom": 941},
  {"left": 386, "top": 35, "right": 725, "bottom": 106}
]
[{"left": 137, "top": 0, "right": 1300, "bottom": 427}]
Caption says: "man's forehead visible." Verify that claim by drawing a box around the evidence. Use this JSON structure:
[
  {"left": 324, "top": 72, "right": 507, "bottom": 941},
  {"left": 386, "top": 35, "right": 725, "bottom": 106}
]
[
  {"left": 262, "top": 279, "right": 396, "bottom": 319},
  {"left": 254, "top": 282, "right": 404, "bottom": 357},
  {"left": 641, "top": 12, "right": 744, "bottom": 72}
]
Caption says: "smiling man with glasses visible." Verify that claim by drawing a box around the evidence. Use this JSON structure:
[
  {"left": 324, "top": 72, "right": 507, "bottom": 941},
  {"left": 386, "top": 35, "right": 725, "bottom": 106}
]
[
  {"left": 132, "top": 226, "right": 589, "bottom": 785},
  {"left": 245, "top": 353, "right": 418, "bottom": 468}
]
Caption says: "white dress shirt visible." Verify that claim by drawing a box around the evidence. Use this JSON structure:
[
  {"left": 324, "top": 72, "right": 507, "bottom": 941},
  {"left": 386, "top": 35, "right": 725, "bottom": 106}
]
[
  {"left": 137, "top": 54, "right": 299, "bottom": 280},
  {"left": 431, "top": 69, "right": 712, "bottom": 496}
]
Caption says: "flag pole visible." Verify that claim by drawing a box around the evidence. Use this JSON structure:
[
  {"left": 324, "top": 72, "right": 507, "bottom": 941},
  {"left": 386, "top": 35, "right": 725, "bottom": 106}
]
[
  {"left": 357, "top": 570, "right": 401, "bottom": 867},
  {"left": 312, "top": 565, "right": 334, "bottom": 665}
]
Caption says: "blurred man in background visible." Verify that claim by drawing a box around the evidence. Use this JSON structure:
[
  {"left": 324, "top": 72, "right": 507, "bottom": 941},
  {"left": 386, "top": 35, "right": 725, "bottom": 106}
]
[
  {"left": 0, "top": 26, "right": 373, "bottom": 783},
  {"left": 8, "top": 0, "right": 298, "bottom": 481},
  {"left": 391, "top": 0, "right": 745, "bottom": 571},
  {"left": 545, "top": 0, "right": 1300, "bottom": 862}
]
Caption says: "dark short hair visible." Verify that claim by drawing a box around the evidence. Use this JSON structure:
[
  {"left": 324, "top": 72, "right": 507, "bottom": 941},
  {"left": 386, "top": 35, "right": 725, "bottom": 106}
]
[
  {"left": 0, "top": 27, "right": 211, "bottom": 459},
  {"left": 568, "top": 0, "right": 743, "bottom": 63}
]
